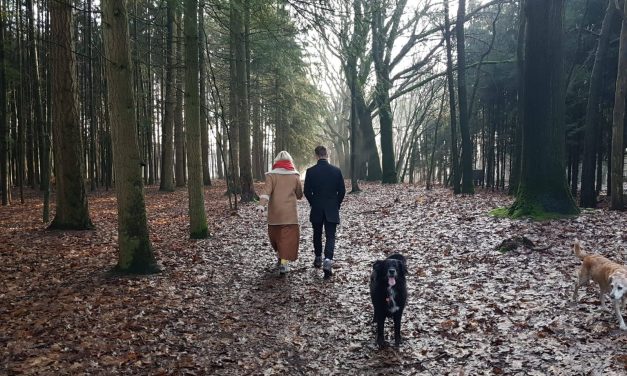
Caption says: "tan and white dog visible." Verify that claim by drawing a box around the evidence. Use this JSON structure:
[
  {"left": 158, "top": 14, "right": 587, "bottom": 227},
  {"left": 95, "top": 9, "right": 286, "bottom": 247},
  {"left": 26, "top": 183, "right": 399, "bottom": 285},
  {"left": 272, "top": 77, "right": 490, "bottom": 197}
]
[{"left": 572, "top": 239, "right": 627, "bottom": 330}]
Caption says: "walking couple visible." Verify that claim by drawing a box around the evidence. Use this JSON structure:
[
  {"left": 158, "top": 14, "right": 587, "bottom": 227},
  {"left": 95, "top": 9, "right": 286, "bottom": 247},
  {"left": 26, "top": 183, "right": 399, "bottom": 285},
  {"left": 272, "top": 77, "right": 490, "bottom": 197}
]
[{"left": 257, "top": 146, "right": 346, "bottom": 279}]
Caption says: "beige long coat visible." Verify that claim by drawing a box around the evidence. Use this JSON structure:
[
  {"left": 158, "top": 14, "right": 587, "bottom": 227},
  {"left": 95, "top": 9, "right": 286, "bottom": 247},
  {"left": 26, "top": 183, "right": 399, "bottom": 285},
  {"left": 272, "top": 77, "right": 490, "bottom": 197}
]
[{"left": 259, "top": 170, "right": 303, "bottom": 225}]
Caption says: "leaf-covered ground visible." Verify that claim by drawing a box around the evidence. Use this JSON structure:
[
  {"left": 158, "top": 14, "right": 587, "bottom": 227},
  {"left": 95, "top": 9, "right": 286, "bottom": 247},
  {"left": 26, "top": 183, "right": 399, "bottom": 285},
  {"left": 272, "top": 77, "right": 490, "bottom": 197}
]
[{"left": 2, "top": 181, "right": 627, "bottom": 375}]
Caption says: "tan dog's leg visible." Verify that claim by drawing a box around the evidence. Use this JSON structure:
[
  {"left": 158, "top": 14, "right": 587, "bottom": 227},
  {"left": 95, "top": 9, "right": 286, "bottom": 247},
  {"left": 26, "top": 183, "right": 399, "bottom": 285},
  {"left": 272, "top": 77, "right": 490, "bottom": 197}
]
[
  {"left": 573, "top": 269, "right": 588, "bottom": 302},
  {"left": 613, "top": 300, "right": 627, "bottom": 330}
]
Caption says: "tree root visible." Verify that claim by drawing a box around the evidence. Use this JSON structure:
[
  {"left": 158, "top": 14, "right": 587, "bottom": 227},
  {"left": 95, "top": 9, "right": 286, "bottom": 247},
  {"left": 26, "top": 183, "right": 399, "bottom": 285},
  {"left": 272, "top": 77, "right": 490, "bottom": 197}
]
[{"left": 496, "top": 236, "right": 553, "bottom": 255}]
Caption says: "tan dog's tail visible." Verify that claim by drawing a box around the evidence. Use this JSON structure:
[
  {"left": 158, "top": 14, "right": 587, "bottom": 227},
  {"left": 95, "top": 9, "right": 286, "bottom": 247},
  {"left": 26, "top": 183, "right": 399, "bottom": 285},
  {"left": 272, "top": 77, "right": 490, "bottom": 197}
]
[{"left": 573, "top": 239, "right": 586, "bottom": 260}]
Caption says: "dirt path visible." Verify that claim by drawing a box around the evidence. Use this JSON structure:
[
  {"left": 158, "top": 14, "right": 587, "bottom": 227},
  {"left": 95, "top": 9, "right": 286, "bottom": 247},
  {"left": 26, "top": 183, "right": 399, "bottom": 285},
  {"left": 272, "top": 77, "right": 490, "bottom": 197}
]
[{"left": 2, "top": 182, "right": 627, "bottom": 375}]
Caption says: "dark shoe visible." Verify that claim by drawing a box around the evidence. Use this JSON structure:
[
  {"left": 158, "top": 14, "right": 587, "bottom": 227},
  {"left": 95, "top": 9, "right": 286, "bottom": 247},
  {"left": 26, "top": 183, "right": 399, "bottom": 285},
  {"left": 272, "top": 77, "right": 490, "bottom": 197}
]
[
  {"left": 313, "top": 256, "right": 322, "bottom": 268},
  {"left": 323, "top": 259, "right": 333, "bottom": 280}
]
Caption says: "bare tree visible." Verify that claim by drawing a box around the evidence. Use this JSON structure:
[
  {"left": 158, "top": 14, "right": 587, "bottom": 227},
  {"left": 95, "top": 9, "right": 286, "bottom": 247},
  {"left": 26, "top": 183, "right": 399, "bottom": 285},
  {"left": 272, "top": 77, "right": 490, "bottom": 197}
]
[
  {"left": 102, "top": 0, "right": 159, "bottom": 273},
  {"left": 49, "top": 0, "right": 92, "bottom": 230},
  {"left": 611, "top": 0, "right": 627, "bottom": 210}
]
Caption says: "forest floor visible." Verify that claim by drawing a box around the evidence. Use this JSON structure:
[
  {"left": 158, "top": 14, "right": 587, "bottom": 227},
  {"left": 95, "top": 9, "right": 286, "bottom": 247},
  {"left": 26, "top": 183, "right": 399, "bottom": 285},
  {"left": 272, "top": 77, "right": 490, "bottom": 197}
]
[{"left": 2, "top": 181, "right": 627, "bottom": 375}]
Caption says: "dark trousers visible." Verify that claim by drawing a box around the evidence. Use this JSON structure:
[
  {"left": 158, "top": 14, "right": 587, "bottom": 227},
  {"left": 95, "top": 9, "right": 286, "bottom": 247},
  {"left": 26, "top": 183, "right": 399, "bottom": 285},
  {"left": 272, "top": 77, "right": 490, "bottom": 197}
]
[{"left": 312, "top": 217, "right": 337, "bottom": 260}]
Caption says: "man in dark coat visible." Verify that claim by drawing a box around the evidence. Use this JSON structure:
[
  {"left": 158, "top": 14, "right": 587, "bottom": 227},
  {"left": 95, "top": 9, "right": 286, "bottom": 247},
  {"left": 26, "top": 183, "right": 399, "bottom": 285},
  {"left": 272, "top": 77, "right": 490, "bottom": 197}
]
[{"left": 304, "top": 146, "right": 346, "bottom": 279}]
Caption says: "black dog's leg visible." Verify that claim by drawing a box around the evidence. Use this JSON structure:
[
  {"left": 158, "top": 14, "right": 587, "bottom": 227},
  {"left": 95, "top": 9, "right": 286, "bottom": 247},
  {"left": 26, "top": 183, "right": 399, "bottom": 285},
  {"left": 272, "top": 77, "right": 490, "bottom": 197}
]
[
  {"left": 393, "top": 311, "right": 402, "bottom": 347},
  {"left": 376, "top": 314, "right": 385, "bottom": 348}
]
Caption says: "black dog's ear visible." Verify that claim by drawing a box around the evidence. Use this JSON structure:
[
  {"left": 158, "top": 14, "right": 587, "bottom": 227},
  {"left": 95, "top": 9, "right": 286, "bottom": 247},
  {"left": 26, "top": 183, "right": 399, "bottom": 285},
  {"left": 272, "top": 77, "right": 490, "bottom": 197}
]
[
  {"left": 397, "top": 259, "right": 408, "bottom": 274},
  {"left": 372, "top": 260, "right": 384, "bottom": 272}
]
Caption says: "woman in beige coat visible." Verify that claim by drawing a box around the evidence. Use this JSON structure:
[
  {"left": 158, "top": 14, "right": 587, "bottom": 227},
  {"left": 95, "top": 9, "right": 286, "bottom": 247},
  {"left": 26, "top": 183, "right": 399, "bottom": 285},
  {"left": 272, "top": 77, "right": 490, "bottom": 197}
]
[{"left": 256, "top": 151, "right": 303, "bottom": 275}]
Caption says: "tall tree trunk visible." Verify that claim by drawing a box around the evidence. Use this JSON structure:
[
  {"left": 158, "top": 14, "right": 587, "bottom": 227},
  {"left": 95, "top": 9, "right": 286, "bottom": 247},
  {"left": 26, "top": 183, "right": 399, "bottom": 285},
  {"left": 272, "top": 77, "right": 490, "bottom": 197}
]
[
  {"left": 251, "top": 86, "right": 263, "bottom": 180},
  {"left": 349, "top": 83, "right": 361, "bottom": 193},
  {"left": 509, "top": 0, "right": 525, "bottom": 196},
  {"left": 355, "top": 90, "right": 381, "bottom": 180},
  {"left": 160, "top": 0, "right": 176, "bottom": 191},
  {"left": 175, "top": 11, "right": 186, "bottom": 187},
  {"left": 26, "top": 0, "right": 49, "bottom": 220},
  {"left": 102, "top": 0, "right": 159, "bottom": 274},
  {"left": 581, "top": 0, "right": 616, "bottom": 207},
  {"left": 444, "top": 0, "right": 460, "bottom": 193},
  {"left": 49, "top": 0, "right": 93, "bottom": 229},
  {"left": 228, "top": 1, "right": 240, "bottom": 193},
  {"left": 184, "top": 0, "right": 209, "bottom": 238},
  {"left": 87, "top": 0, "right": 96, "bottom": 191},
  {"left": 611, "top": 0, "right": 627, "bottom": 210},
  {"left": 372, "top": 0, "right": 396, "bottom": 184},
  {"left": 456, "top": 0, "right": 474, "bottom": 194},
  {"left": 0, "top": 0, "right": 7, "bottom": 206},
  {"left": 509, "top": 0, "right": 578, "bottom": 217},
  {"left": 427, "top": 94, "right": 446, "bottom": 190},
  {"left": 199, "top": 0, "right": 211, "bottom": 186},
  {"left": 216, "top": 124, "right": 224, "bottom": 179},
  {"left": 235, "top": 0, "right": 255, "bottom": 201},
  {"left": 17, "top": 3, "right": 25, "bottom": 204}
]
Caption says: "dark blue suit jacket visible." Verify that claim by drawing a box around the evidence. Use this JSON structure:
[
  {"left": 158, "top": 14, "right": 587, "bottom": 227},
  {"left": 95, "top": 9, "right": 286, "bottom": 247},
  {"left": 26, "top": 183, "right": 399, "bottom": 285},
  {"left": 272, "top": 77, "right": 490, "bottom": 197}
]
[{"left": 304, "top": 159, "right": 346, "bottom": 224}]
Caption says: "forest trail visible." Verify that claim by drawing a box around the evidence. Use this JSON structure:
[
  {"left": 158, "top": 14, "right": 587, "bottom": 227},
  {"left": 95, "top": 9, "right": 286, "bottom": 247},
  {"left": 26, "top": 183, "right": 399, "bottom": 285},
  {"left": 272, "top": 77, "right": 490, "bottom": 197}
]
[{"left": 2, "top": 182, "right": 627, "bottom": 375}]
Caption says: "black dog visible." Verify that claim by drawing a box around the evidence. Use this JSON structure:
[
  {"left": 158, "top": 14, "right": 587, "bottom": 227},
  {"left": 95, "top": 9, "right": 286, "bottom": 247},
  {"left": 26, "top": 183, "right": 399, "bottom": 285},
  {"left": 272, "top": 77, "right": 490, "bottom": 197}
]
[{"left": 369, "top": 253, "right": 407, "bottom": 347}]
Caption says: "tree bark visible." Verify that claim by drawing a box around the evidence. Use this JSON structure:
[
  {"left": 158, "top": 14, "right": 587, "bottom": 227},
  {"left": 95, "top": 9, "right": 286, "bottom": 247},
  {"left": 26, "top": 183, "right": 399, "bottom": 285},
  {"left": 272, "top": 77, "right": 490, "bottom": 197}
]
[
  {"left": 26, "top": 0, "right": 49, "bottom": 220},
  {"left": 102, "top": 0, "right": 159, "bottom": 273},
  {"left": 0, "top": 0, "right": 7, "bottom": 206},
  {"left": 371, "top": 0, "right": 397, "bottom": 184},
  {"left": 49, "top": 0, "right": 93, "bottom": 229},
  {"left": 509, "top": 0, "right": 579, "bottom": 218},
  {"left": 199, "top": 0, "right": 211, "bottom": 186},
  {"left": 184, "top": 0, "right": 209, "bottom": 237},
  {"left": 175, "top": 10, "right": 186, "bottom": 187},
  {"left": 581, "top": 0, "right": 616, "bottom": 207},
  {"left": 427, "top": 94, "right": 446, "bottom": 190},
  {"left": 235, "top": 0, "right": 255, "bottom": 201},
  {"left": 509, "top": 0, "right": 525, "bottom": 196},
  {"left": 251, "top": 87, "right": 263, "bottom": 180},
  {"left": 611, "top": 0, "right": 627, "bottom": 210},
  {"left": 456, "top": 0, "right": 474, "bottom": 194},
  {"left": 444, "top": 0, "right": 460, "bottom": 194},
  {"left": 228, "top": 1, "right": 240, "bottom": 193},
  {"left": 160, "top": 0, "right": 176, "bottom": 191}
]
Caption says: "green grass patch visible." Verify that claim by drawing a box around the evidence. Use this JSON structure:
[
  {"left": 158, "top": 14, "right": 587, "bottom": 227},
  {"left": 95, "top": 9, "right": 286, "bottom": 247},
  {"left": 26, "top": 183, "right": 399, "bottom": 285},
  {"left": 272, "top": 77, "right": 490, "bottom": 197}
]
[
  {"left": 489, "top": 207, "right": 510, "bottom": 218},
  {"left": 489, "top": 205, "right": 579, "bottom": 221}
]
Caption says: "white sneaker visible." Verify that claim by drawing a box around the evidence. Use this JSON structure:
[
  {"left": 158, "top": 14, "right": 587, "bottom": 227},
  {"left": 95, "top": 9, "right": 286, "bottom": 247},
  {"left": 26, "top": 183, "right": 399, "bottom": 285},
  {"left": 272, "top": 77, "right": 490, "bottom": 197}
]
[{"left": 279, "top": 260, "right": 289, "bottom": 275}]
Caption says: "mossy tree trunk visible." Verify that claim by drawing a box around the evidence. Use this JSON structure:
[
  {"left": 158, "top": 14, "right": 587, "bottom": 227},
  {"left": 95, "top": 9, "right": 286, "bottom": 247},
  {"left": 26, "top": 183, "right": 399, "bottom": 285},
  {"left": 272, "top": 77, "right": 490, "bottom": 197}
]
[
  {"left": 509, "top": 0, "right": 579, "bottom": 218},
  {"left": 160, "top": 0, "right": 176, "bottom": 192},
  {"left": 49, "top": 0, "right": 93, "bottom": 230},
  {"left": 610, "top": 0, "right": 627, "bottom": 210},
  {"left": 102, "top": 0, "right": 159, "bottom": 274},
  {"left": 580, "top": 0, "right": 615, "bottom": 207},
  {"left": 184, "top": 0, "right": 209, "bottom": 238}
]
